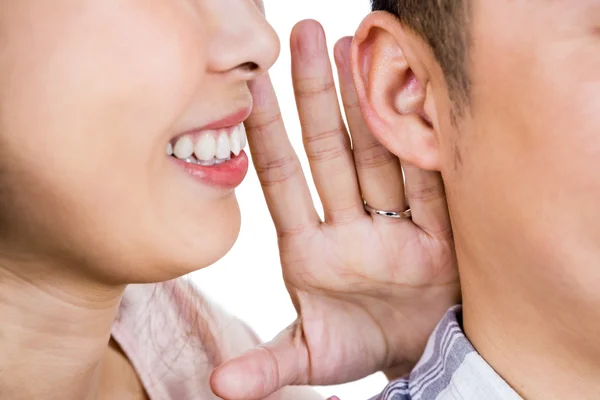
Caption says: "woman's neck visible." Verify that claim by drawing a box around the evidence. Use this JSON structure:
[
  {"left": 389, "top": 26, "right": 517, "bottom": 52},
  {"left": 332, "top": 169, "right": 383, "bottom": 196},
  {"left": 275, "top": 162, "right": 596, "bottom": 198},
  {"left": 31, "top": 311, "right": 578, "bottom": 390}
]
[{"left": 0, "top": 264, "right": 126, "bottom": 400}]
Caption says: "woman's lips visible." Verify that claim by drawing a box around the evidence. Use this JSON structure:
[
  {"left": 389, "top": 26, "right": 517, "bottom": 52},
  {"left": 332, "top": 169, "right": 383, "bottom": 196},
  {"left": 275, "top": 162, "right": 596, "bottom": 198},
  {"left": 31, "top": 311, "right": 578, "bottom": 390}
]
[
  {"left": 172, "top": 150, "right": 249, "bottom": 189},
  {"left": 200, "top": 107, "right": 252, "bottom": 130},
  {"left": 168, "top": 106, "right": 252, "bottom": 189}
]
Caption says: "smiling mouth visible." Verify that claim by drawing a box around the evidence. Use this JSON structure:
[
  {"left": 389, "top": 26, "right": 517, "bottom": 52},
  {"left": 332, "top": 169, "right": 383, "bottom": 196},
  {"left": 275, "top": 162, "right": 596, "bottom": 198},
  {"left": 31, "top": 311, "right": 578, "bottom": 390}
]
[{"left": 167, "top": 123, "right": 247, "bottom": 166}]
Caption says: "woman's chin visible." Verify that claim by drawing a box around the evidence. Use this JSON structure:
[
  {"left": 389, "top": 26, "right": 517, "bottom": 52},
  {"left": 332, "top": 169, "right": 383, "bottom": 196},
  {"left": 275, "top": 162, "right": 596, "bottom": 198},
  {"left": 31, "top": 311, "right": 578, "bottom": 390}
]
[
  {"left": 154, "top": 203, "right": 242, "bottom": 282},
  {"left": 103, "top": 196, "right": 243, "bottom": 285}
]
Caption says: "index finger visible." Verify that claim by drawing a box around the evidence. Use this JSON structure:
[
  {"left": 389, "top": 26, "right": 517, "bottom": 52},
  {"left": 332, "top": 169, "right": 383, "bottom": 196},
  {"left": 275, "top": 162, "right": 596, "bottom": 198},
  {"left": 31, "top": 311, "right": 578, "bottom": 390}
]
[{"left": 246, "top": 74, "right": 320, "bottom": 236}]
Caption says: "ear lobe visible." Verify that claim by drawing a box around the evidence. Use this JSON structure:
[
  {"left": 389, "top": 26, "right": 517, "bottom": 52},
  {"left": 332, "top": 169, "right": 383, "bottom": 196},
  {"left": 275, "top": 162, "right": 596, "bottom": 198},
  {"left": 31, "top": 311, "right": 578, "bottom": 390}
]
[{"left": 351, "top": 11, "right": 441, "bottom": 171}]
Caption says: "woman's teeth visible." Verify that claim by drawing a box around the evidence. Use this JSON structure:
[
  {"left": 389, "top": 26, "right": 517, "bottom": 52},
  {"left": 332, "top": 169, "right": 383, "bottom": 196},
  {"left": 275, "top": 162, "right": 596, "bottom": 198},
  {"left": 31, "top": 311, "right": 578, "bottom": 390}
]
[
  {"left": 168, "top": 123, "right": 247, "bottom": 166},
  {"left": 173, "top": 136, "right": 194, "bottom": 159},
  {"left": 216, "top": 132, "right": 230, "bottom": 159},
  {"left": 196, "top": 134, "right": 216, "bottom": 161}
]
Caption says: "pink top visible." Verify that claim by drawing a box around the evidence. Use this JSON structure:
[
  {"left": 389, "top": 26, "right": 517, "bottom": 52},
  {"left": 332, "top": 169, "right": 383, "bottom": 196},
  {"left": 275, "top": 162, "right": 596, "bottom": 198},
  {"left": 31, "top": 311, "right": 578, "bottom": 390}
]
[
  {"left": 111, "top": 279, "right": 321, "bottom": 400},
  {"left": 112, "top": 279, "right": 257, "bottom": 399}
]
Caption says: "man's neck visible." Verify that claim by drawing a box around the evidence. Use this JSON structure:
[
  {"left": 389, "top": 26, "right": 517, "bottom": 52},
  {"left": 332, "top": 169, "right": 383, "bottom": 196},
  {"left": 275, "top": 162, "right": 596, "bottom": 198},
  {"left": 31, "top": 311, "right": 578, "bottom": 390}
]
[
  {"left": 0, "top": 266, "right": 125, "bottom": 400},
  {"left": 460, "top": 257, "right": 600, "bottom": 400}
]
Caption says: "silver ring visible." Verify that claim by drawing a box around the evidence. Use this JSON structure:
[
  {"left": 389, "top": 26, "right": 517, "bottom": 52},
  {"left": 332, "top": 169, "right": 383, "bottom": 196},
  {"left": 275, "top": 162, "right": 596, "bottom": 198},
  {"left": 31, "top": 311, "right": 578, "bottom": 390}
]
[{"left": 364, "top": 201, "right": 412, "bottom": 220}]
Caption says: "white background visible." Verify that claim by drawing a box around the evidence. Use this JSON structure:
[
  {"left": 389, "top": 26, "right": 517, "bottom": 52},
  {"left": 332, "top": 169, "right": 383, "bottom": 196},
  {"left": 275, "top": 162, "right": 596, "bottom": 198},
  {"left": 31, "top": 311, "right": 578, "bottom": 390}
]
[{"left": 191, "top": 1, "right": 388, "bottom": 399}]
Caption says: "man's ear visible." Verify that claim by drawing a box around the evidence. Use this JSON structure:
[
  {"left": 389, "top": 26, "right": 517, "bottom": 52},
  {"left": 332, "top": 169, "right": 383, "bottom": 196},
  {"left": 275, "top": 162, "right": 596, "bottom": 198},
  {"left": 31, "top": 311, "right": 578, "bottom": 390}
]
[{"left": 351, "top": 11, "right": 441, "bottom": 171}]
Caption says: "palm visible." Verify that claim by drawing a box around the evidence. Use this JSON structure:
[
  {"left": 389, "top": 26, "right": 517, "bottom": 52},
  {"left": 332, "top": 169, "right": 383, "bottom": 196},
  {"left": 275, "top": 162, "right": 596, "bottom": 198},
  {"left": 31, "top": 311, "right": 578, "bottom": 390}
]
[
  {"left": 279, "top": 214, "right": 457, "bottom": 384},
  {"left": 282, "top": 220, "right": 453, "bottom": 293},
  {"left": 211, "top": 21, "right": 459, "bottom": 400}
]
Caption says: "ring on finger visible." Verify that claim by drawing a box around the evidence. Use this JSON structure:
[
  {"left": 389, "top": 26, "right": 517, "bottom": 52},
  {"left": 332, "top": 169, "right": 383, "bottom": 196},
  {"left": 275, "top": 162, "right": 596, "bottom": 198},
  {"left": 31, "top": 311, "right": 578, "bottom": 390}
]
[{"left": 363, "top": 201, "right": 412, "bottom": 220}]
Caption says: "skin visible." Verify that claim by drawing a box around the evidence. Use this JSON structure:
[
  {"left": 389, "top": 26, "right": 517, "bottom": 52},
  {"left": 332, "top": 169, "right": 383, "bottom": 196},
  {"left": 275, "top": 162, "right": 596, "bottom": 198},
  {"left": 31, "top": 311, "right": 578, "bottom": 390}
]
[
  {"left": 0, "top": 0, "right": 278, "bottom": 398},
  {"left": 0, "top": 0, "right": 278, "bottom": 286},
  {"left": 350, "top": 1, "right": 600, "bottom": 399},
  {"left": 212, "top": 21, "right": 458, "bottom": 400},
  {"left": 0, "top": 1, "right": 458, "bottom": 399}
]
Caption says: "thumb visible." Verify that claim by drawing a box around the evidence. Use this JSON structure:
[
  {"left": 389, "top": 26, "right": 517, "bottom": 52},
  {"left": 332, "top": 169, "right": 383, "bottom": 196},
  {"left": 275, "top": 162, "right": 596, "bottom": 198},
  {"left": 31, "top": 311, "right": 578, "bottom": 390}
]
[{"left": 210, "top": 321, "right": 310, "bottom": 400}]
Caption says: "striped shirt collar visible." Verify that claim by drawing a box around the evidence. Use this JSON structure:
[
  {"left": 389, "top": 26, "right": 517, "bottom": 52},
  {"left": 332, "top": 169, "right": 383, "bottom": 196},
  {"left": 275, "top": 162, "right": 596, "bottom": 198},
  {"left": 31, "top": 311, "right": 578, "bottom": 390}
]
[{"left": 374, "top": 306, "right": 522, "bottom": 400}]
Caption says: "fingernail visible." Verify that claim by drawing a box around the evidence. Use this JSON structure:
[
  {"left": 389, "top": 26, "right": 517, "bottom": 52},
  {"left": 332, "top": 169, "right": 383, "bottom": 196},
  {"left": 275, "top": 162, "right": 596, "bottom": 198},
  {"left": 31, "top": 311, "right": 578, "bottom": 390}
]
[
  {"left": 334, "top": 37, "right": 353, "bottom": 77},
  {"left": 247, "top": 76, "right": 271, "bottom": 107},
  {"left": 294, "top": 20, "right": 325, "bottom": 62},
  {"left": 255, "top": 0, "right": 265, "bottom": 15},
  {"left": 328, "top": 397, "right": 341, "bottom": 400}
]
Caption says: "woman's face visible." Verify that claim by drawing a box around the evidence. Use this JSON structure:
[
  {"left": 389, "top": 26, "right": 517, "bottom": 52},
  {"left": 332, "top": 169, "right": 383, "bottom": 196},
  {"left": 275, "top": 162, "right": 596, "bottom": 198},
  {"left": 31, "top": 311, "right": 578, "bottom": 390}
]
[{"left": 0, "top": 0, "right": 279, "bottom": 283}]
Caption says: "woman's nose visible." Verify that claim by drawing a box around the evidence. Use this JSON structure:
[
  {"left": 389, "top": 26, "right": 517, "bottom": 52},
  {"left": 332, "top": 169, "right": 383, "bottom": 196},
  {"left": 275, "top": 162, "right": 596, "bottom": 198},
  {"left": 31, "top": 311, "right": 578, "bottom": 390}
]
[{"left": 205, "top": 0, "right": 280, "bottom": 80}]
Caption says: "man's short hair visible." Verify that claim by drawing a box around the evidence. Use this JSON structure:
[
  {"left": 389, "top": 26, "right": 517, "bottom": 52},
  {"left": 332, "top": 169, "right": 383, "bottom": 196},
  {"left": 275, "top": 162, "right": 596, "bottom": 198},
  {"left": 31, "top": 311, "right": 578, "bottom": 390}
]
[{"left": 371, "top": 0, "right": 471, "bottom": 109}]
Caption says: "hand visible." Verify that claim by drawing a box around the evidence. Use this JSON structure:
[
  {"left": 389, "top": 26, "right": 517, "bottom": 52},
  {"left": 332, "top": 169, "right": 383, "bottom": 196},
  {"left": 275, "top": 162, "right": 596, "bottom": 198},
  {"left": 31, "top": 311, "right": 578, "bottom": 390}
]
[{"left": 211, "top": 20, "right": 459, "bottom": 399}]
